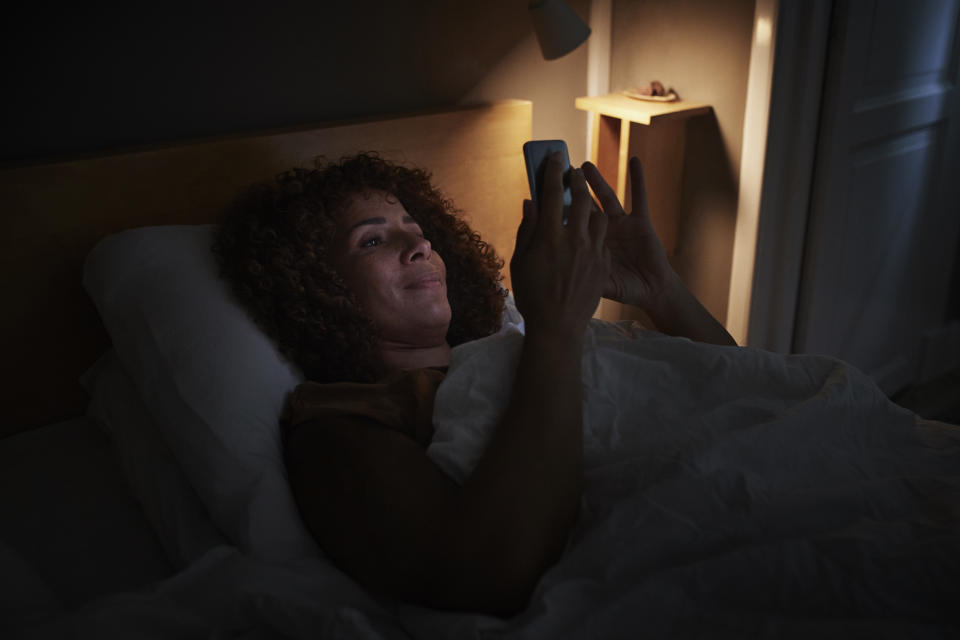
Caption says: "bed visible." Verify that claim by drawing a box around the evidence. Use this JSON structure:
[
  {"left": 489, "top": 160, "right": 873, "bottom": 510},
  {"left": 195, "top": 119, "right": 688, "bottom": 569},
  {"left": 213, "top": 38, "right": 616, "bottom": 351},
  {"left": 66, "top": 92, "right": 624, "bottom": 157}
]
[{"left": 2, "top": 100, "right": 960, "bottom": 638}]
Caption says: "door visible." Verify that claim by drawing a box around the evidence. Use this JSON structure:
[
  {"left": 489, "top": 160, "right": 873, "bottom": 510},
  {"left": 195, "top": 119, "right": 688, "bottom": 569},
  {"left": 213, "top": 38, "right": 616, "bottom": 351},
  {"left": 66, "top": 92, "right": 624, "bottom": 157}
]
[{"left": 794, "top": 0, "right": 960, "bottom": 394}]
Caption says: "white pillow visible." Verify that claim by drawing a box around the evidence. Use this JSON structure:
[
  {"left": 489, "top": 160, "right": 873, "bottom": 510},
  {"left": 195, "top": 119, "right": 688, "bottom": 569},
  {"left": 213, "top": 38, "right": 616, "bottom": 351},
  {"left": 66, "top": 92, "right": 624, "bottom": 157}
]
[
  {"left": 83, "top": 225, "right": 317, "bottom": 564},
  {"left": 81, "top": 349, "right": 227, "bottom": 568}
]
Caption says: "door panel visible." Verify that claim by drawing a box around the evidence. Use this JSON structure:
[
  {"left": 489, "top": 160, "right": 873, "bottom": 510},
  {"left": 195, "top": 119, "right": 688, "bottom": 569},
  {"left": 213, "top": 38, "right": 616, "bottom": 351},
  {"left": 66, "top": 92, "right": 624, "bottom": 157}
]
[
  {"left": 795, "top": 0, "right": 960, "bottom": 394},
  {"left": 861, "top": 0, "right": 958, "bottom": 91}
]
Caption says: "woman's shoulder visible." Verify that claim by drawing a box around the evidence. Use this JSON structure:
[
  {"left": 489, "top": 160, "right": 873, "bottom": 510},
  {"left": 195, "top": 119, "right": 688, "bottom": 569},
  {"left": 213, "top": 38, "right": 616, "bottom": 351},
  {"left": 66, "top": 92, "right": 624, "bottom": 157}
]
[{"left": 283, "top": 367, "right": 447, "bottom": 448}]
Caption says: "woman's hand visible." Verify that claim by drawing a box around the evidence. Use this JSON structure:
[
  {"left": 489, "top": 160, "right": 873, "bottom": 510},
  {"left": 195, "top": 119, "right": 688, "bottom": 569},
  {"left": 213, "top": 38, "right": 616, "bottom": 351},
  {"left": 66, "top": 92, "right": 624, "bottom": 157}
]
[
  {"left": 583, "top": 157, "right": 737, "bottom": 346},
  {"left": 582, "top": 157, "right": 679, "bottom": 313},
  {"left": 510, "top": 152, "right": 610, "bottom": 338}
]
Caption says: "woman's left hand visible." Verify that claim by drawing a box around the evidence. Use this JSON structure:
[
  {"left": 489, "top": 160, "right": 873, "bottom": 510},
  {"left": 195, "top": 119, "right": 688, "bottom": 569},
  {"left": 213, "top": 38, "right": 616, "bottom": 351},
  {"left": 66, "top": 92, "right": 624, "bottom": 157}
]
[
  {"left": 582, "top": 157, "right": 678, "bottom": 312},
  {"left": 583, "top": 157, "right": 737, "bottom": 346}
]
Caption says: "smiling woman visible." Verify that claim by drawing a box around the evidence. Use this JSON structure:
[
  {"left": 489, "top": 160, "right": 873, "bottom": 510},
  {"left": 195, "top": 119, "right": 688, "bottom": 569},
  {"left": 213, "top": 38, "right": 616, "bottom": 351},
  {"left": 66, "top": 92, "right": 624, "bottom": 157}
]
[
  {"left": 213, "top": 150, "right": 606, "bottom": 614},
  {"left": 213, "top": 153, "right": 506, "bottom": 386},
  {"left": 332, "top": 191, "right": 453, "bottom": 373},
  {"left": 215, "top": 153, "right": 566, "bottom": 613}
]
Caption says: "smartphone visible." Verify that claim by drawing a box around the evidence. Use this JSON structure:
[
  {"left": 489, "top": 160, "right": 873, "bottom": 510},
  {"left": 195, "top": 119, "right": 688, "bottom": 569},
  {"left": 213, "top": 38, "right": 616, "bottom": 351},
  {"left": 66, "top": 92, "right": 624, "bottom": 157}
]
[{"left": 523, "top": 139, "right": 571, "bottom": 224}]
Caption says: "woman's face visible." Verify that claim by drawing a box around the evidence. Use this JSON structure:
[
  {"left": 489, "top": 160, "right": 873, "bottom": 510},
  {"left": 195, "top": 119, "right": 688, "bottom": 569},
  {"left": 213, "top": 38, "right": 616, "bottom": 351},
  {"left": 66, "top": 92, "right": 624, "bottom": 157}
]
[{"left": 332, "top": 190, "right": 452, "bottom": 347}]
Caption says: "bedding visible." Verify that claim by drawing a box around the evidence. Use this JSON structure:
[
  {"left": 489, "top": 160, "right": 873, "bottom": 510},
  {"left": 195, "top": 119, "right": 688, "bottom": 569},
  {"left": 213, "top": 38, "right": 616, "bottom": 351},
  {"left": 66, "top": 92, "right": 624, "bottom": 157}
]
[
  {"left": 422, "top": 321, "right": 960, "bottom": 635},
  {"left": 14, "top": 320, "right": 960, "bottom": 638},
  {"left": 22, "top": 225, "right": 945, "bottom": 637},
  {"left": 83, "top": 224, "right": 315, "bottom": 565},
  {"left": 81, "top": 350, "right": 227, "bottom": 569},
  {"left": 0, "top": 418, "right": 172, "bottom": 626}
]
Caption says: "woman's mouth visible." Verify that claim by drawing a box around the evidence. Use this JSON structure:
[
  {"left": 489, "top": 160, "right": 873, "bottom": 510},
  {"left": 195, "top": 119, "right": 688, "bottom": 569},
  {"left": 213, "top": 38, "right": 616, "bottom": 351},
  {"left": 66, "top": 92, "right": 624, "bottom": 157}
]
[{"left": 406, "top": 274, "right": 443, "bottom": 289}]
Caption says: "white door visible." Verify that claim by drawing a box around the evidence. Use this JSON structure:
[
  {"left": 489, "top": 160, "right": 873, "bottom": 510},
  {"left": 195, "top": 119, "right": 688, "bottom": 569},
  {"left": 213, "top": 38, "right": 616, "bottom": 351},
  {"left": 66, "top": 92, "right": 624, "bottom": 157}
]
[{"left": 794, "top": 0, "right": 960, "bottom": 394}]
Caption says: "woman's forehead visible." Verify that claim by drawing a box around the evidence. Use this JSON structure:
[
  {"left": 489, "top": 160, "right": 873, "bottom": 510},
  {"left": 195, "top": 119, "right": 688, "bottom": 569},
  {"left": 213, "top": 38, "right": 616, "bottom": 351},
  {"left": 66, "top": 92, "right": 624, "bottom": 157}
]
[{"left": 341, "top": 190, "right": 405, "bottom": 222}]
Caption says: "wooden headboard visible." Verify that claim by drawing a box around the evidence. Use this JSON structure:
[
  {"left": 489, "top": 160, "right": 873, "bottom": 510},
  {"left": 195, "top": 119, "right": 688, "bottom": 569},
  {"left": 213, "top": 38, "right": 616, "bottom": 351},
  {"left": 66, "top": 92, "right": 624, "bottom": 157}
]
[{"left": 0, "top": 100, "right": 532, "bottom": 435}]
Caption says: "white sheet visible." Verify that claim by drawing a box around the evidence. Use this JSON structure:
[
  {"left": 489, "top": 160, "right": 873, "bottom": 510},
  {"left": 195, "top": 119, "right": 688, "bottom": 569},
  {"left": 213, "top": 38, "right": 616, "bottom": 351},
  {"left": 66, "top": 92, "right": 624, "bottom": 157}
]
[
  {"left": 14, "top": 322, "right": 960, "bottom": 638},
  {"left": 0, "top": 418, "right": 172, "bottom": 618},
  {"left": 83, "top": 350, "right": 228, "bottom": 569},
  {"left": 419, "top": 321, "right": 960, "bottom": 636}
]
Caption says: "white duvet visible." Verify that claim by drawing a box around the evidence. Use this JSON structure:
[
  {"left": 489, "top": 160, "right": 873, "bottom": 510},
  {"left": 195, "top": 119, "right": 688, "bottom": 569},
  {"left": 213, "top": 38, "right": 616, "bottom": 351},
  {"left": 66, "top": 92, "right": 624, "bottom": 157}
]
[
  {"left": 418, "top": 321, "right": 960, "bottom": 637},
  {"left": 16, "top": 322, "right": 960, "bottom": 639}
]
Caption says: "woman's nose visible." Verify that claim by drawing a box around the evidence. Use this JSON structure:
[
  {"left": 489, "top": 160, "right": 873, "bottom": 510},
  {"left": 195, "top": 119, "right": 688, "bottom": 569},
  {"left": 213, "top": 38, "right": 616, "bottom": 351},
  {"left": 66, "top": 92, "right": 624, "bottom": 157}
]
[{"left": 401, "top": 232, "right": 431, "bottom": 263}]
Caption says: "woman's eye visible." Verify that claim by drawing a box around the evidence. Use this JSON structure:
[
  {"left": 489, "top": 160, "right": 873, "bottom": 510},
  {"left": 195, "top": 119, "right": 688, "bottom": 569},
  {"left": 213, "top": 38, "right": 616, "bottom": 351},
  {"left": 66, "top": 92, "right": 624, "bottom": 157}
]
[{"left": 360, "top": 237, "right": 382, "bottom": 248}]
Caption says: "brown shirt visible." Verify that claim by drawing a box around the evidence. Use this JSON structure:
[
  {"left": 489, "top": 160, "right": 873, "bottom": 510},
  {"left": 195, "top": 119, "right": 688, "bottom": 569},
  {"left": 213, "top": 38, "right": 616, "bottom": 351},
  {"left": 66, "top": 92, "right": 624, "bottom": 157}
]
[
  {"left": 279, "top": 367, "right": 453, "bottom": 589},
  {"left": 282, "top": 367, "right": 448, "bottom": 450}
]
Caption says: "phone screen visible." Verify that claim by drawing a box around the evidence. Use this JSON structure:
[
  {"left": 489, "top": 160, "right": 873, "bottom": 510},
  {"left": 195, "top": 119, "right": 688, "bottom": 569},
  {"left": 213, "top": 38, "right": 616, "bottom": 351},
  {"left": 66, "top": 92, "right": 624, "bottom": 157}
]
[{"left": 523, "top": 140, "right": 571, "bottom": 224}]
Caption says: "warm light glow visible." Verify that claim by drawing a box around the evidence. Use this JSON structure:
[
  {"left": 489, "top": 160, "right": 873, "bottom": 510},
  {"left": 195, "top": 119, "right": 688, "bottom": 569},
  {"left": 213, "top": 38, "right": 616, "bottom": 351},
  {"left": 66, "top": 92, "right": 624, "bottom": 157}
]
[
  {"left": 585, "top": 0, "right": 612, "bottom": 163},
  {"left": 727, "top": 0, "right": 777, "bottom": 346},
  {"left": 755, "top": 17, "right": 772, "bottom": 46}
]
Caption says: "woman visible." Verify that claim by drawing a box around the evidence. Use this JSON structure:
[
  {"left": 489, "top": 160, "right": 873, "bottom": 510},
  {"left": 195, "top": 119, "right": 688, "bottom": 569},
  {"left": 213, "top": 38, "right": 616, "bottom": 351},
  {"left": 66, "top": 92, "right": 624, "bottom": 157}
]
[{"left": 215, "top": 151, "right": 735, "bottom": 615}]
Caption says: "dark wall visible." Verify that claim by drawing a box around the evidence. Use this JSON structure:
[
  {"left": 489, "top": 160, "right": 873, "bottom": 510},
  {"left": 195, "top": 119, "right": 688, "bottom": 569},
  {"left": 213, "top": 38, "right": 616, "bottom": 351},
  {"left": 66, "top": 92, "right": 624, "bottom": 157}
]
[{"left": 1, "top": 1, "right": 534, "bottom": 163}]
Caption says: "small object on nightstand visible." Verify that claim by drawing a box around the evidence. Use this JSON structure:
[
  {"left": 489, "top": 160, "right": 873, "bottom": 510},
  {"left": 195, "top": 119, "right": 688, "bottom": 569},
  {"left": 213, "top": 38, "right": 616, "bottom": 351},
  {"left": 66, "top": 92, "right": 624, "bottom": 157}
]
[{"left": 623, "top": 80, "right": 679, "bottom": 102}]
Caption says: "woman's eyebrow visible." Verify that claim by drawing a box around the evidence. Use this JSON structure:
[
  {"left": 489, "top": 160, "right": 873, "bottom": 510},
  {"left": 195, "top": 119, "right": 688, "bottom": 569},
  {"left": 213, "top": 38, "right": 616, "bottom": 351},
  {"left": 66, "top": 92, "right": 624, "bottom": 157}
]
[{"left": 347, "top": 216, "right": 418, "bottom": 233}]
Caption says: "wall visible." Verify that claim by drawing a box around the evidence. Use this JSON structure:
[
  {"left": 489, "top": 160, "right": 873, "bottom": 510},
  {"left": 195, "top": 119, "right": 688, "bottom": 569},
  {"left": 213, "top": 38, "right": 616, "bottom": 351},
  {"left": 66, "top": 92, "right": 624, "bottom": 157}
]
[
  {"left": 1, "top": 1, "right": 588, "bottom": 167},
  {"left": 4, "top": 0, "right": 753, "bottom": 321},
  {"left": 462, "top": 0, "right": 592, "bottom": 166},
  {"left": 610, "top": 0, "right": 755, "bottom": 322}
]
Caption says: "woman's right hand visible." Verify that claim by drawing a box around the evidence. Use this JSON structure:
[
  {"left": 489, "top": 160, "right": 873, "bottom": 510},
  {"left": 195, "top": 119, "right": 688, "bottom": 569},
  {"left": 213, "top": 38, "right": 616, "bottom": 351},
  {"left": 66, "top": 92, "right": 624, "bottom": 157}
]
[{"left": 510, "top": 152, "right": 610, "bottom": 338}]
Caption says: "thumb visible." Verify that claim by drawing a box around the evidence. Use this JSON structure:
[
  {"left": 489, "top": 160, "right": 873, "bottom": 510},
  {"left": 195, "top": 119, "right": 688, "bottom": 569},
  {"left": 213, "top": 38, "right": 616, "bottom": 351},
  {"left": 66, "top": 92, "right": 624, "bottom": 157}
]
[{"left": 602, "top": 267, "right": 624, "bottom": 302}]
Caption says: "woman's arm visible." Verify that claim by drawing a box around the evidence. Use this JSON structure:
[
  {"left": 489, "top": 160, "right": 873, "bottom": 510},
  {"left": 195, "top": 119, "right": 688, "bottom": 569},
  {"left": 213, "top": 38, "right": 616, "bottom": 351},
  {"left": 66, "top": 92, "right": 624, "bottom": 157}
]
[
  {"left": 583, "top": 158, "right": 736, "bottom": 347},
  {"left": 285, "top": 335, "right": 576, "bottom": 607},
  {"left": 644, "top": 273, "right": 738, "bottom": 347},
  {"left": 287, "top": 155, "right": 608, "bottom": 615},
  {"left": 288, "top": 329, "right": 584, "bottom": 614}
]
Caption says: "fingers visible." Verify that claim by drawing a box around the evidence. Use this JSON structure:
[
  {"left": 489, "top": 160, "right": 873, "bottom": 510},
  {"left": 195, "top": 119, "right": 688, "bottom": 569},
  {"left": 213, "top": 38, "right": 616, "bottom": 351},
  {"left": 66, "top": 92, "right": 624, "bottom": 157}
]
[
  {"left": 629, "top": 157, "right": 650, "bottom": 219},
  {"left": 583, "top": 158, "right": 650, "bottom": 219},
  {"left": 522, "top": 155, "right": 608, "bottom": 253},
  {"left": 582, "top": 161, "right": 624, "bottom": 218},
  {"left": 566, "top": 167, "right": 592, "bottom": 236},
  {"left": 512, "top": 156, "right": 611, "bottom": 332},
  {"left": 588, "top": 195, "right": 608, "bottom": 252},
  {"left": 538, "top": 152, "right": 567, "bottom": 235}
]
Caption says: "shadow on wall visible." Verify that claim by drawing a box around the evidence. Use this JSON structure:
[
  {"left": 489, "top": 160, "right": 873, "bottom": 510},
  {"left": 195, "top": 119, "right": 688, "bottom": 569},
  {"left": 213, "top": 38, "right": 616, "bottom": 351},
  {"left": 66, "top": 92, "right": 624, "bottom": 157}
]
[
  {"left": 673, "top": 112, "right": 738, "bottom": 324},
  {"left": 1, "top": 1, "right": 533, "bottom": 163},
  {"left": 459, "top": 0, "right": 592, "bottom": 166}
]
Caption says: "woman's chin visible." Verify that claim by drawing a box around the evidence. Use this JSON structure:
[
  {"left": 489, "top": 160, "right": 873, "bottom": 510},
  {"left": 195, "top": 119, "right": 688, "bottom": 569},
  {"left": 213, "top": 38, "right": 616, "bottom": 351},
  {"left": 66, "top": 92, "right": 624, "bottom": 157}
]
[
  {"left": 415, "top": 297, "right": 451, "bottom": 325},
  {"left": 427, "top": 309, "right": 453, "bottom": 334}
]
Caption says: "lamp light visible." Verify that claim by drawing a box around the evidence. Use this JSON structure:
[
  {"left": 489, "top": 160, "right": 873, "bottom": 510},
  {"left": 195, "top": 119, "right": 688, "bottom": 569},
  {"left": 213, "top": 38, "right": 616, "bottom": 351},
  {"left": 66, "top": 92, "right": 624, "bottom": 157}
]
[{"left": 529, "top": 0, "right": 592, "bottom": 60}]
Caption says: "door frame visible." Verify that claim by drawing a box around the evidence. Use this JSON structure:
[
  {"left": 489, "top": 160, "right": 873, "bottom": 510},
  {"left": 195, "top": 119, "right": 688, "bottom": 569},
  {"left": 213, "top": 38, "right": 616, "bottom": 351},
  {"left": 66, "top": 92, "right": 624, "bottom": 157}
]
[{"left": 727, "top": 0, "right": 834, "bottom": 352}]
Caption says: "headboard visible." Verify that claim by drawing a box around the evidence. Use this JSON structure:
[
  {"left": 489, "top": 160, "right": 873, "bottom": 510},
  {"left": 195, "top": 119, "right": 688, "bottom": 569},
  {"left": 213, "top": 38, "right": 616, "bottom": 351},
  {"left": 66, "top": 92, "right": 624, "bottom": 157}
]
[{"left": 0, "top": 100, "right": 532, "bottom": 435}]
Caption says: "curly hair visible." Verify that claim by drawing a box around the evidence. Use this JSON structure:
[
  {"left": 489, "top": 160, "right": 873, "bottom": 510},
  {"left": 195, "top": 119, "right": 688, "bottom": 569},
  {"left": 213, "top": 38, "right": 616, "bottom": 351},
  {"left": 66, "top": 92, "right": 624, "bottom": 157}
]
[{"left": 213, "top": 153, "right": 506, "bottom": 383}]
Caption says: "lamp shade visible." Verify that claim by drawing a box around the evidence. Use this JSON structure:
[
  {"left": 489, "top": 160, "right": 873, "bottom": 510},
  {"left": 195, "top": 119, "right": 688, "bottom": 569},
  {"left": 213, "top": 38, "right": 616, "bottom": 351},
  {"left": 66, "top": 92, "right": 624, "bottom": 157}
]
[{"left": 530, "top": 0, "right": 591, "bottom": 60}]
